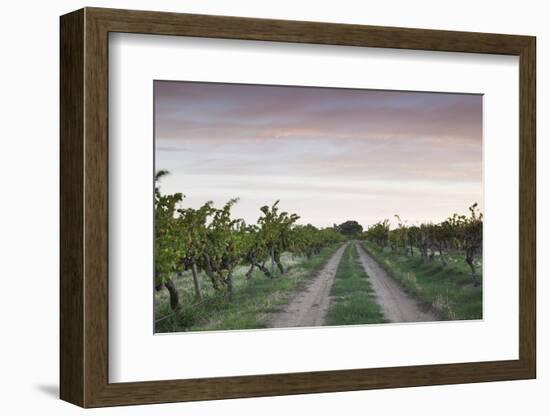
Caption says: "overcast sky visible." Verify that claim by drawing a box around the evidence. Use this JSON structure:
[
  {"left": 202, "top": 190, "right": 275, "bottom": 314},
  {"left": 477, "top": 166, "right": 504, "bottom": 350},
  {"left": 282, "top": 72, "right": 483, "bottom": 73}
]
[{"left": 154, "top": 81, "right": 482, "bottom": 228}]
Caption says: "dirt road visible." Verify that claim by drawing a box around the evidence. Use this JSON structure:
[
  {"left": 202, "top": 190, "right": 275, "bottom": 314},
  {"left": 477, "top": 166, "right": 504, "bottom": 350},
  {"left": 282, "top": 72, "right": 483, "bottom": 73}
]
[
  {"left": 355, "top": 243, "right": 437, "bottom": 323},
  {"left": 267, "top": 243, "right": 347, "bottom": 328}
]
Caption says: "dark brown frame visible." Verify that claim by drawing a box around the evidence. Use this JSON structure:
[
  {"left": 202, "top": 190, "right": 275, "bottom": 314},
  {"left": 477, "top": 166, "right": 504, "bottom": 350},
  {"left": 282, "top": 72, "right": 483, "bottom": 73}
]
[{"left": 60, "top": 7, "right": 536, "bottom": 408}]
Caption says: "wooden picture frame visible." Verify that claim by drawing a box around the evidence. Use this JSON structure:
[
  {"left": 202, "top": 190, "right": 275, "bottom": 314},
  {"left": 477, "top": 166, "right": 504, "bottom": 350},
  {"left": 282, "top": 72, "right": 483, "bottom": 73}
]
[{"left": 60, "top": 7, "right": 536, "bottom": 408}]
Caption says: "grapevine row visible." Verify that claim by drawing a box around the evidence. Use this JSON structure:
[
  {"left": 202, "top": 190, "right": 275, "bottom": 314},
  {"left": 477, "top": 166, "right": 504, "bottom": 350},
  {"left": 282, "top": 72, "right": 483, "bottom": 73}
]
[
  {"left": 155, "top": 171, "right": 344, "bottom": 310},
  {"left": 360, "top": 203, "right": 483, "bottom": 285}
]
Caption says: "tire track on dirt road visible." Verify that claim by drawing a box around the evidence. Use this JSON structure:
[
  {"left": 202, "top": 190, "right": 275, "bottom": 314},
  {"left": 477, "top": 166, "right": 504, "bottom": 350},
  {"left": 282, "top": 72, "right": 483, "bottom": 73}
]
[
  {"left": 267, "top": 243, "right": 348, "bottom": 328},
  {"left": 355, "top": 242, "right": 437, "bottom": 323}
]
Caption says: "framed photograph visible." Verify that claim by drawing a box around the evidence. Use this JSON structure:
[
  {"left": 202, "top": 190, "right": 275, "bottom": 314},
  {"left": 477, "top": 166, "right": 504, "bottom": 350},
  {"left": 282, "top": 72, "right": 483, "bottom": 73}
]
[{"left": 60, "top": 7, "right": 536, "bottom": 407}]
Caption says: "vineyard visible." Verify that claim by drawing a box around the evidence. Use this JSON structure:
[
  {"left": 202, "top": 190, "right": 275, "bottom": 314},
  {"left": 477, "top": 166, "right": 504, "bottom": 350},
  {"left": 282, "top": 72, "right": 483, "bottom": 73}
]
[
  {"left": 154, "top": 171, "right": 343, "bottom": 320},
  {"left": 155, "top": 170, "right": 483, "bottom": 332},
  {"left": 359, "top": 205, "right": 483, "bottom": 320},
  {"left": 361, "top": 204, "right": 483, "bottom": 285}
]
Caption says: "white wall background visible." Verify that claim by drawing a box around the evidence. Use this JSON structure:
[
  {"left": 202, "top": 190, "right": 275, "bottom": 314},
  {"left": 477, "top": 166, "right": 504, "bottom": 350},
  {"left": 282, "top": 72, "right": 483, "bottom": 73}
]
[{"left": 0, "top": 0, "right": 545, "bottom": 414}]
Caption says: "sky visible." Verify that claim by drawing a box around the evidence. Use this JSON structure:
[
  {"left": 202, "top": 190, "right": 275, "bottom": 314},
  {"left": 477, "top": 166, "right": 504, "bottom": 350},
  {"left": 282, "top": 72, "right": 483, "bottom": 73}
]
[{"left": 154, "top": 81, "right": 482, "bottom": 229}]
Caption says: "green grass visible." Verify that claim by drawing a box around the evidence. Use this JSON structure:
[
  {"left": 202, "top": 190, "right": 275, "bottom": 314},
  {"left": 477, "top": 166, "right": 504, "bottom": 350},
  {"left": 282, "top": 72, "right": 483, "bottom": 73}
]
[
  {"left": 325, "top": 243, "right": 385, "bottom": 326},
  {"left": 155, "top": 244, "right": 342, "bottom": 332},
  {"left": 361, "top": 242, "right": 482, "bottom": 320}
]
